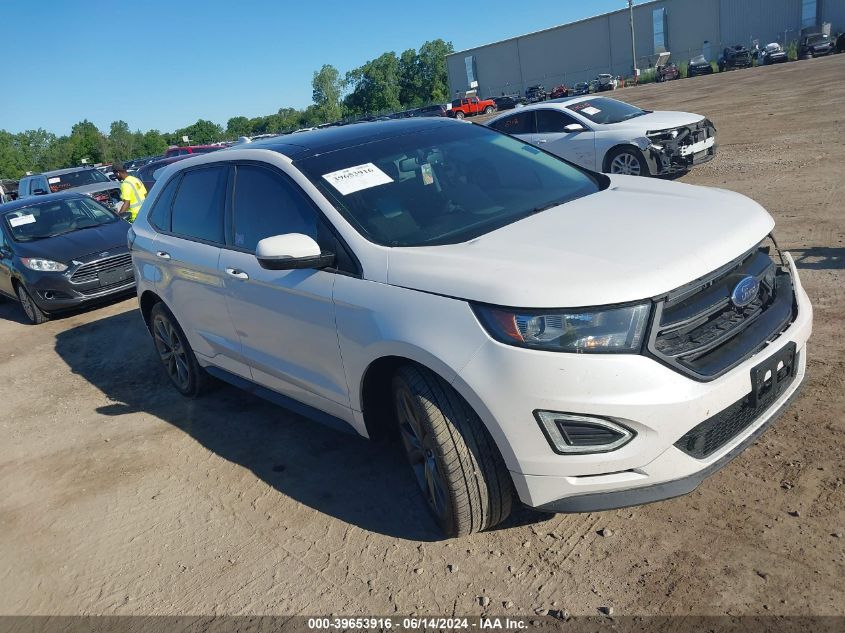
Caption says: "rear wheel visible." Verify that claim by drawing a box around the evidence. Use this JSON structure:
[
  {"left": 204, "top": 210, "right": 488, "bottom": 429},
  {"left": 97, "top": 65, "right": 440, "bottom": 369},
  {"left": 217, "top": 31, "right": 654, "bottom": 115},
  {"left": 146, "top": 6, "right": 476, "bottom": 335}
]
[
  {"left": 16, "top": 284, "right": 49, "bottom": 324},
  {"left": 483, "top": 105, "right": 494, "bottom": 114},
  {"left": 149, "top": 303, "right": 210, "bottom": 398},
  {"left": 607, "top": 147, "right": 650, "bottom": 177},
  {"left": 392, "top": 364, "right": 513, "bottom": 537},
  {"left": 454, "top": 111, "right": 465, "bottom": 120}
]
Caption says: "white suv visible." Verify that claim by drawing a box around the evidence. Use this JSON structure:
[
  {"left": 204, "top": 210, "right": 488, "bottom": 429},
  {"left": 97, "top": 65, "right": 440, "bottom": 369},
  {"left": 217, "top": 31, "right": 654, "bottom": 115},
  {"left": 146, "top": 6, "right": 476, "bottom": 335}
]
[{"left": 129, "top": 118, "right": 812, "bottom": 537}]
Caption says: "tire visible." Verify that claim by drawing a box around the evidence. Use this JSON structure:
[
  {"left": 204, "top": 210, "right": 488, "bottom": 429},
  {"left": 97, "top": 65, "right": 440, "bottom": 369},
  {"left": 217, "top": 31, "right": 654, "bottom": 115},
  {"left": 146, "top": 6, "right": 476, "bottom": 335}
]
[
  {"left": 454, "top": 111, "right": 465, "bottom": 120},
  {"left": 16, "top": 283, "right": 49, "bottom": 324},
  {"left": 484, "top": 106, "right": 494, "bottom": 114},
  {"left": 392, "top": 364, "right": 513, "bottom": 537},
  {"left": 606, "top": 147, "right": 650, "bottom": 177},
  {"left": 149, "top": 302, "right": 210, "bottom": 398}
]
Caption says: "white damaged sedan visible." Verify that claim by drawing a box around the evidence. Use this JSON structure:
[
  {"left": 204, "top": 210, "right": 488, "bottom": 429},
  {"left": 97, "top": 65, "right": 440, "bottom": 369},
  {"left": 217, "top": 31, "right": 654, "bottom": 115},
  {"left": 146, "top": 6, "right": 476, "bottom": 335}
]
[{"left": 487, "top": 95, "right": 716, "bottom": 176}]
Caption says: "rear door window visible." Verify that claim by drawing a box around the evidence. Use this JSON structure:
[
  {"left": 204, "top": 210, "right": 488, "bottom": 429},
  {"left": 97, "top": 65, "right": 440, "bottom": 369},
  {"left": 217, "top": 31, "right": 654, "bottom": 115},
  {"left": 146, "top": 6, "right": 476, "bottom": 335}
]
[
  {"left": 490, "top": 111, "right": 535, "bottom": 135},
  {"left": 169, "top": 166, "right": 227, "bottom": 243},
  {"left": 147, "top": 175, "right": 181, "bottom": 232}
]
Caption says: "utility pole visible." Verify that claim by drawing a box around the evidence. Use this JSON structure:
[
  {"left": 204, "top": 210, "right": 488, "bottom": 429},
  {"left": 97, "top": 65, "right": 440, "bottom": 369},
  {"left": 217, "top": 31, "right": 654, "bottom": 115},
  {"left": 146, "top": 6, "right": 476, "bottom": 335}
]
[{"left": 629, "top": 0, "right": 637, "bottom": 79}]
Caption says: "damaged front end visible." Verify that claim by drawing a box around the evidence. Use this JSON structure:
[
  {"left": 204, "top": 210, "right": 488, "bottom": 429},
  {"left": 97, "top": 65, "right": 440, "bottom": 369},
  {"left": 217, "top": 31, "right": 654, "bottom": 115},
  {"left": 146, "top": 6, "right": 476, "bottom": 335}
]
[{"left": 644, "top": 119, "right": 717, "bottom": 175}]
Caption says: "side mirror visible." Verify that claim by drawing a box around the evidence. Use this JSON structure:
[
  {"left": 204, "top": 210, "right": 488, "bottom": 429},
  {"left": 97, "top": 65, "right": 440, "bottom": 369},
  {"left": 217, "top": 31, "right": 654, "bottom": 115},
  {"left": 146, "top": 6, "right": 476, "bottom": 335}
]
[
  {"left": 255, "top": 233, "right": 335, "bottom": 271},
  {"left": 563, "top": 123, "right": 585, "bottom": 133},
  {"left": 32, "top": 188, "right": 47, "bottom": 195}
]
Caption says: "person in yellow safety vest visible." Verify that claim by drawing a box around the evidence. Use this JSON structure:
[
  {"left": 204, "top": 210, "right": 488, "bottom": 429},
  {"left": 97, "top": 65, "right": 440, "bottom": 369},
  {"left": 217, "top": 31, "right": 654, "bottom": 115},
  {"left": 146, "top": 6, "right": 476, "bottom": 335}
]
[{"left": 112, "top": 163, "right": 147, "bottom": 222}]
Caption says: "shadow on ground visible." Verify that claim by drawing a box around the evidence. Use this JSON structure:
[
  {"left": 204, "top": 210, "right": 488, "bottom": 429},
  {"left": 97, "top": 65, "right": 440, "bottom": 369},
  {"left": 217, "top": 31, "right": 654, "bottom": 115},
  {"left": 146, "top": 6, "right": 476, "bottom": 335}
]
[
  {"left": 54, "top": 309, "right": 544, "bottom": 541},
  {"left": 789, "top": 247, "right": 845, "bottom": 270},
  {"left": 0, "top": 290, "right": 134, "bottom": 325}
]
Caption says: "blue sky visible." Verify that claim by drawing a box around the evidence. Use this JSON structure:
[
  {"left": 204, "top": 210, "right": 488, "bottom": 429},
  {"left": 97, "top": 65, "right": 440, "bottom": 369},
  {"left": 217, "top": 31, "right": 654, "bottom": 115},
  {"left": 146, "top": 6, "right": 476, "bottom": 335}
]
[{"left": 1, "top": 0, "right": 642, "bottom": 135}]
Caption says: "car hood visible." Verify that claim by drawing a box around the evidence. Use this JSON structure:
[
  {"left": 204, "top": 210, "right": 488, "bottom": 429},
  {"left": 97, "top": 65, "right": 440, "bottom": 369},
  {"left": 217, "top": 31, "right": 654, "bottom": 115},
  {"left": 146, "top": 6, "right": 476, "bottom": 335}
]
[
  {"left": 385, "top": 177, "right": 774, "bottom": 308},
  {"left": 65, "top": 182, "right": 121, "bottom": 196},
  {"left": 606, "top": 110, "right": 705, "bottom": 133},
  {"left": 14, "top": 219, "right": 130, "bottom": 264}
]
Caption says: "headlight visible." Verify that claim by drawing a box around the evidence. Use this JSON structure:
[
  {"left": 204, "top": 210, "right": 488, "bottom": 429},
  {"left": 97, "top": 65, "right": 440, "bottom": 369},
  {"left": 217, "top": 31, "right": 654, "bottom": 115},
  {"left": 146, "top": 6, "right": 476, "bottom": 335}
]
[
  {"left": 20, "top": 258, "right": 68, "bottom": 272},
  {"left": 472, "top": 302, "right": 650, "bottom": 353}
]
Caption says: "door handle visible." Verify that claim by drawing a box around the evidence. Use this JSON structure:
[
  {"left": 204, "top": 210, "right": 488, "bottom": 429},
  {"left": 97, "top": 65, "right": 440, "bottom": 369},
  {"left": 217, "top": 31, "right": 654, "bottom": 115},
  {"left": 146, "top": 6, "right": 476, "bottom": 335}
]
[
  {"left": 225, "top": 268, "right": 249, "bottom": 280},
  {"left": 536, "top": 139, "right": 547, "bottom": 144},
  {"left": 155, "top": 251, "right": 171, "bottom": 260}
]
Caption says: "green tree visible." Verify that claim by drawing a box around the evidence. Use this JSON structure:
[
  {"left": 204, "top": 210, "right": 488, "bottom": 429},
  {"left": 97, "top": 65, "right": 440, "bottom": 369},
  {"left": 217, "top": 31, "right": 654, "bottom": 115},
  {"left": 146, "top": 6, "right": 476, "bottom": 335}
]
[
  {"left": 68, "top": 120, "right": 105, "bottom": 165},
  {"left": 417, "top": 39, "right": 454, "bottom": 103},
  {"left": 344, "top": 52, "right": 401, "bottom": 116},
  {"left": 398, "top": 48, "right": 423, "bottom": 107},
  {"left": 0, "top": 130, "right": 26, "bottom": 179},
  {"left": 312, "top": 64, "right": 344, "bottom": 123},
  {"left": 15, "top": 129, "right": 57, "bottom": 173},
  {"left": 108, "top": 120, "right": 134, "bottom": 163},
  {"left": 226, "top": 116, "right": 252, "bottom": 138},
  {"left": 174, "top": 119, "right": 224, "bottom": 145},
  {"left": 141, "top": 130, "right": 168, "bottom": 156}
]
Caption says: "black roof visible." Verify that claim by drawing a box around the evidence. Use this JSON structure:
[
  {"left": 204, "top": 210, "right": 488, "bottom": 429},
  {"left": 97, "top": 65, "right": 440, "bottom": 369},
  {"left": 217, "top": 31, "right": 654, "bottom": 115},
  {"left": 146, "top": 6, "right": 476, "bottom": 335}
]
[
  {"left": 245, "top": 118, "right": 457, "bottom": 160},
  {"left": 0, "top": 190, "right": 84, "bottom": 213}
]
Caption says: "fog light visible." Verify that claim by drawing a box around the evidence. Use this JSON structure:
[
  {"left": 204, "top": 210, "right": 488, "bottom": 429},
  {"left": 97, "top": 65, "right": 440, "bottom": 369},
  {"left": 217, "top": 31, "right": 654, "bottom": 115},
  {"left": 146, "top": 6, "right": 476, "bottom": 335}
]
[{"left": 535, "top": 411, "right": 634, "bottom": 454}]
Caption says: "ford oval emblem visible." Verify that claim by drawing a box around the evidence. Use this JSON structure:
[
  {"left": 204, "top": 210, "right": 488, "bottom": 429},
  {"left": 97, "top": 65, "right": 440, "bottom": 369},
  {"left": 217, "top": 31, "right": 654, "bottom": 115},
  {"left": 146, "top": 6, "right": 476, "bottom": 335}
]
[{"left": 731, "top": 275, "right": 759, "bottom": 308}]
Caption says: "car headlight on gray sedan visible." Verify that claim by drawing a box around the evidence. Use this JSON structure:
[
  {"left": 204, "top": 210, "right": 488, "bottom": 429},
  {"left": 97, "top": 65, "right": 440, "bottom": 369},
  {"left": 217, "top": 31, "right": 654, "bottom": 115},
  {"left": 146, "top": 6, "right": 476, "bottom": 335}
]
[
  {"left": 473, "top": 303, "right": 650, "bottom": 353},
  {"left": 20, "top": 258, "right": 68, "bottom": 272}
]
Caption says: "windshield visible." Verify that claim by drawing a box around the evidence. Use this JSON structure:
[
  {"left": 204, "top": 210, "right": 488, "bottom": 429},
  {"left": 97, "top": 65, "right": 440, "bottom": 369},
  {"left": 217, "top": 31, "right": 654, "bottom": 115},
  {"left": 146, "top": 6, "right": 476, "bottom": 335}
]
[
  {"left": 567, "top": 97, "right": 647, "bottom": 124},
  {"left": 808, "top": 34, "right": 829, "bottom": 44},
  {"left": 3, "top": 197, "right": 117, "bottom": 242},
  {"left": 296, "top": 123, "right": 601, "bottom": 247},
  {"left": 691, "top": 55, "right": 707, "bottom": 63},
  {"left": 45, "top": 169, "right": 111, "bottom": 193}
]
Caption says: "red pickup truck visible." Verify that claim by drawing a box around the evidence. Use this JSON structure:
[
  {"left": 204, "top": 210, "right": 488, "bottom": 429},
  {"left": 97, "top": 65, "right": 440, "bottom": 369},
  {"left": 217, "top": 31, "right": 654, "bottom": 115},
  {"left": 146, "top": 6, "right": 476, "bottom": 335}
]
[{"left": 448, "top": 96, "right": 497, "bottom": 119}]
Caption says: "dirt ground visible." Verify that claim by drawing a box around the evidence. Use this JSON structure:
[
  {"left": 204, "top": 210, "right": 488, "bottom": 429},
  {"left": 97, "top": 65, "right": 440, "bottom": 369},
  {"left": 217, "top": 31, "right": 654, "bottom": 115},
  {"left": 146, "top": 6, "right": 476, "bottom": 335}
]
[{"left": 0, "top": 55, "right": 843, "bottom": 619}]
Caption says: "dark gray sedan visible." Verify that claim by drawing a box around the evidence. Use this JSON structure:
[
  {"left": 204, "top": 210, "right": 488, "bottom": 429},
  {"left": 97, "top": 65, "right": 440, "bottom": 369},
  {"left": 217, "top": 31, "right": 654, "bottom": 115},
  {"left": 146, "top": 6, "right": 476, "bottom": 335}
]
[{"left": 0, "top": 191, "right": 134, "bottom": 324}]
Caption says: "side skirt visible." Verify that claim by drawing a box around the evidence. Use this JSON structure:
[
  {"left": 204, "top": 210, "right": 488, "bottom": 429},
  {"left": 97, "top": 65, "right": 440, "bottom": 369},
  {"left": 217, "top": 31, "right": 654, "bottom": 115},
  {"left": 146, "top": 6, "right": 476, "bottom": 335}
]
[{"left": 204, "top": 366, "right": 359, "bottom": 437}]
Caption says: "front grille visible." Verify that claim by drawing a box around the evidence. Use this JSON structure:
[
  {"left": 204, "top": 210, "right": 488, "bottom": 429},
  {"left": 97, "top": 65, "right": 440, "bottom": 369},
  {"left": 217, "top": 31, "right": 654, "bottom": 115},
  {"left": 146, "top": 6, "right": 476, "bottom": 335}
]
[
  {"left": 675, "top": 351, "right": 798, "bottom": 459},
  {"left": 70, "top": 253, "right": 133, "bottom": 284},
  {"left": 647, "top": 245, "right": 796, "bottom": 380}
]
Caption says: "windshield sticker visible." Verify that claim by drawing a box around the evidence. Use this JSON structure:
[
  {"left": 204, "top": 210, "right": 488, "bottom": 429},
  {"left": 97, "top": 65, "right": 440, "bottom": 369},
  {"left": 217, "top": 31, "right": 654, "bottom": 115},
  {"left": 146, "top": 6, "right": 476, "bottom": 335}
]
[
  {"left": 322, "top": 163, "right": 393, "bottom": 196},
  {"left": 8, "top": 214, "right": 36, "bottom": 227},
  {"left": 420, "top": 163, "right": 434, "bottom": 186},
  {"left": 580, "top": 106, "right": 601, "bottom": 116},
  {"left": 47, "top": 177, "right": 61, "bottom": 184}
]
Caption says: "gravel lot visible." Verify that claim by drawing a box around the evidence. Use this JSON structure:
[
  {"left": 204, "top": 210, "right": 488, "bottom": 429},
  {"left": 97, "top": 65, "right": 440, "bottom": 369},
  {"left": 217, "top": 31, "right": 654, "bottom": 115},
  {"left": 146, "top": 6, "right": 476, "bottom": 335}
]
[{"left": 1, "top": 55, "right": 843, "bottom": 618}]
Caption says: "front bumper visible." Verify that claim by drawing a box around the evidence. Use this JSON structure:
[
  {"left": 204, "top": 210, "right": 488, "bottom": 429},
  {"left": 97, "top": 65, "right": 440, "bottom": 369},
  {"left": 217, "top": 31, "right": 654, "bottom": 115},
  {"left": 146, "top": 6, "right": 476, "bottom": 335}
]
[
  {"left": 645, "top": 119, "right": 717, "bottom": 174},
  {"left": 452, "top": 253, "right": 812, "bottom": 510},
  {"left": 23, "top": 251, "right": 135, "bottom": 313}
]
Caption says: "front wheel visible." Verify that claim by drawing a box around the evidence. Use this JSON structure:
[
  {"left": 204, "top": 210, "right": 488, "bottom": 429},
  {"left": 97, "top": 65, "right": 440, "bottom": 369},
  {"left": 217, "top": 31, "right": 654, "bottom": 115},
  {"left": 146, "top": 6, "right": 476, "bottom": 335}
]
[
  {"left": 16, "top": 284, "right": 49, "bottom": 324},
  {"left": 392, "top": 365, "right": 513, "bottom": 537},
  {"left": 607, "top": 147, "right": 650, "bottom": 177},
  {"left": 454, "top": 111, "right": 465, "bottom": 119},
  {"left": 483, "top": 105, "right": 494, "bottom": 114},
  {"left": 149, "top": 303, "right": 210, "bottom": 398}
]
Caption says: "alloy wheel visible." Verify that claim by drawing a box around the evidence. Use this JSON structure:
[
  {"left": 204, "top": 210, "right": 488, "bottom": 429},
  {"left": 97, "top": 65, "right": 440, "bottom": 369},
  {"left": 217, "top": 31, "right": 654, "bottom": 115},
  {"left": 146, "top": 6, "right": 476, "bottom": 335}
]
[
  {"left": 395, "top": 387, "right": 449, "bottom": 520},
  {"left": 153, "top": 314, "right": 191, "bottom": 391},
  {"left": 610, "top": 152, "right": 643, "bottom": 176}
]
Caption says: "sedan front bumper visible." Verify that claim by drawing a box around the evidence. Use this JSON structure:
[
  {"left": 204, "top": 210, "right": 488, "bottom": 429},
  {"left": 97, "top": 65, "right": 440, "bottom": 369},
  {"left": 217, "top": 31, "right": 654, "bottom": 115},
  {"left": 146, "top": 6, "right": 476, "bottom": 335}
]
[{"left": 645, "top": 119, "right": 718, "bottom": 174}]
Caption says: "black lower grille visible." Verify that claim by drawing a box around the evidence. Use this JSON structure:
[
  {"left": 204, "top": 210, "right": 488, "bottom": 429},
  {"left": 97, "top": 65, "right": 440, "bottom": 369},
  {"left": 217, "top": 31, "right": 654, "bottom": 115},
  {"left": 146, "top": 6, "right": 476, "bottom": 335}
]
[{"left": 675, "top": 351, "right": 798, "bottom": 459}]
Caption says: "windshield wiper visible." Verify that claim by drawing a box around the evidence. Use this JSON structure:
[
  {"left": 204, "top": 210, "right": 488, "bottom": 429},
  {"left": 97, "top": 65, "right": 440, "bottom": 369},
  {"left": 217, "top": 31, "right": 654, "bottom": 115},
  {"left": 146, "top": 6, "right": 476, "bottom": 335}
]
[{"left": 527, "top": 198, "right": 569, "bottom": 216}]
